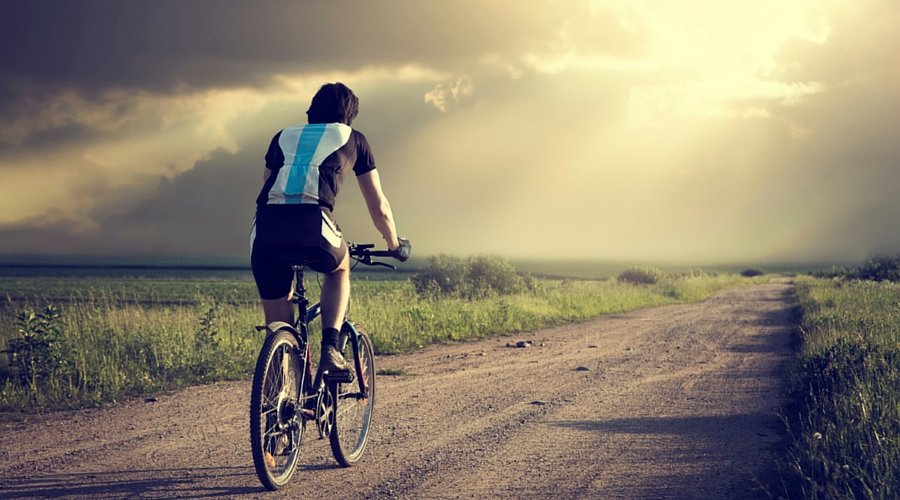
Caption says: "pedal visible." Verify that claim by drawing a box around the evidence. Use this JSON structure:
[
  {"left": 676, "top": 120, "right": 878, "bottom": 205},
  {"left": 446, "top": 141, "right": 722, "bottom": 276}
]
[{"left": 324, "top": 369, "right": 354, "bottom": 383}]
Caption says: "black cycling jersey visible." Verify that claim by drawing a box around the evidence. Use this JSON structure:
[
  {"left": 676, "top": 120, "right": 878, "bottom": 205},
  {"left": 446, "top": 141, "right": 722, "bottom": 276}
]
[{"left": 255, "top": 123, "right": 376, "bottom": 212}]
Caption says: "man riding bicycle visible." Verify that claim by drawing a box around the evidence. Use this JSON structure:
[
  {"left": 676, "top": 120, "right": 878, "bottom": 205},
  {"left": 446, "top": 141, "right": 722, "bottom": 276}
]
[{"left": 250, "top": 82, "right": 411, "bottom": 374}]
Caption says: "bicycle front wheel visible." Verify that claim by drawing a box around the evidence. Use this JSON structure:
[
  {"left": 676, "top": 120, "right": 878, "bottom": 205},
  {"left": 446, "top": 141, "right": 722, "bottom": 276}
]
[
  {"left": 250, "top": 328, "right": 305, "bottom": 490},
  {"left": 329, "top": 326, "right": 376, "bottom": 466}
]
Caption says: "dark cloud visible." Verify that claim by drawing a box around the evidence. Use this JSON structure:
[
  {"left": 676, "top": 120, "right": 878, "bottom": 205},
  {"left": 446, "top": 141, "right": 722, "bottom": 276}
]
[
  {"left": 0, "top": 122, "right": 96, "bottom": 156},
  {"left": 0, "top": 147, "right": 258, "bottom": 256},
  {"left": 0, "top": 223, "right": 101, "bottom": 256},
  {"left": 1, "top": 0, "right": 610, "bottom": 158},
  {"left": 762, "top": 3, "right": 900, "bottom": 260},
  {"left": 776, "top": 81, "right": 900, "bottom": 260},
  {"left": 0, "top": 79, "right": 428, "bottom": 257},
  {"left": 0, "top": 0, "right": 581, "bottom": 93},
  {"left": 99, "top": 148, "right": 259, "bottom": 255}
]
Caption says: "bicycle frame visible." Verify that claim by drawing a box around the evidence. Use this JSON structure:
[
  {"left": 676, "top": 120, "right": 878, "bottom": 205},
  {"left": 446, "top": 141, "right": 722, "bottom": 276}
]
[
  {"left": 251, "top": 241, "right": 400, "bottom": 488},
  {"left": 287, "top": 265, "right": 369, "bottom": 414}
]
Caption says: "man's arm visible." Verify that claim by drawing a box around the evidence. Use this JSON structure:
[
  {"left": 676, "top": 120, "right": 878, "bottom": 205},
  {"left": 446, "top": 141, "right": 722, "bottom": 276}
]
[{"left": 356, "top": 170, "right": 400, "bottom": 251}]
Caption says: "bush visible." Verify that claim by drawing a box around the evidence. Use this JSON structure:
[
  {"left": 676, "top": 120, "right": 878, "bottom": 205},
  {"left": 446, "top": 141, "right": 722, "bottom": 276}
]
[
  {"left": 465, "top": 255, "right": 524, "bottom": 299},
  {"left": 855, "top": 253, "right": 900, "bottom": 282},
  {"left": 3, "top": 305, "right": 71, "bottom": 395},
  {"left": 411, "top": 255, "right": 524, "bottom": 299},
  {"left": 810, "top": 265, "right": 853, "bottom": 279},
  {"left": 740, "top": 267, "right": 764, "bottom": 277},
  {"left": 617, "top": 267, "right": 664, "bottom": 285},
  {"left": 411, "top": 255, "right": 469, "bottom": 297}
]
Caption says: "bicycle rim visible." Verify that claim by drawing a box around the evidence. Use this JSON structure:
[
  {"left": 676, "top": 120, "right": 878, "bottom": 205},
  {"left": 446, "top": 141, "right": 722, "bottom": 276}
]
[
  {"left": 250, "top": 330, "right": 305, "bottom": 490},
  {"left": 329, "top": 329, "right": 376, "bottom": 466}
]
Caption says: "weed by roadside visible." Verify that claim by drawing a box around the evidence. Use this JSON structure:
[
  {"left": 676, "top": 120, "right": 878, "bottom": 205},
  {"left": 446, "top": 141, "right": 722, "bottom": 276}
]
[
  {"left": 780, "top": 279, "right": 900, "bottom": 499},
  {"left": 0, "top": 298, "right": 257, "bottom": 411}
]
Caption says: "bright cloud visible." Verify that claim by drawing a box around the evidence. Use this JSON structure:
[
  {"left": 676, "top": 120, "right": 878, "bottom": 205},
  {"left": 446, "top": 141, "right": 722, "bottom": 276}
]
[{"left": 424, "top": 77, "right": 475, "bottom": 112}]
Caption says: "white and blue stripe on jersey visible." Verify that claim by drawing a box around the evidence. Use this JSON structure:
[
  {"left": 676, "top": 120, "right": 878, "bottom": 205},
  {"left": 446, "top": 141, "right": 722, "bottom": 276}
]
[{"left": 267, "top": 123, "right": 353, "bottom": 205}]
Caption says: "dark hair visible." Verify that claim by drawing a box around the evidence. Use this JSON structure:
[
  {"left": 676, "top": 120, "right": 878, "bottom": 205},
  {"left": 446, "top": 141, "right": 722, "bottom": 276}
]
[{"left": 306, "top": 82, "right": 359, "bottom": 125}]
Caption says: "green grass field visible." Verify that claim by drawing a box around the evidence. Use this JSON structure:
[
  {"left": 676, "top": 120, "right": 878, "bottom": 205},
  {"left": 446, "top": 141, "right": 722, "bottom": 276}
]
[
  {"left": 784, "top": 278, "right": 900, "bottom": 499},
  {"left": 1, "top": 271, "right": 757, "bottom": 412}
]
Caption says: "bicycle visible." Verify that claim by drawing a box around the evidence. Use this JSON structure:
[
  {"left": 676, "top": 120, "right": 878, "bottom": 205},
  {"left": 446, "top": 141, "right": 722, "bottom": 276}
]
[{"left": 249, "top": 242, "right": 401, "bottom": 490}]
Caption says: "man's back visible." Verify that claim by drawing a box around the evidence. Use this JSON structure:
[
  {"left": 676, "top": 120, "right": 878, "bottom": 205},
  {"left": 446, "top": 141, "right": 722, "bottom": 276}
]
[{"left": 257, "top": 123, "right": 375, "bottom": 211}]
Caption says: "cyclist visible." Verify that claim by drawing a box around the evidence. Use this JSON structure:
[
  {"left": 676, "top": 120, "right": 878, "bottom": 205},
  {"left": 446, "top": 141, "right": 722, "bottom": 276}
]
[{"left": 250, "top": 82, "right": 410, "bottom": 374}]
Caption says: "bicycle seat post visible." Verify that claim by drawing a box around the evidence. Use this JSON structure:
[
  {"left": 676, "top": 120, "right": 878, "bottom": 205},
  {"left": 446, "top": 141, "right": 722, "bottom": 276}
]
[{"left": 291, "top": 265, "right": 308, "bottom": 308}]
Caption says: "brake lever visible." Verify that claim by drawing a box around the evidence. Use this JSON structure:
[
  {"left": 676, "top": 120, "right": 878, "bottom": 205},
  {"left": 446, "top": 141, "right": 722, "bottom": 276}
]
[{"left": 372, "top": 261, "right": 396, "bottom": 270}]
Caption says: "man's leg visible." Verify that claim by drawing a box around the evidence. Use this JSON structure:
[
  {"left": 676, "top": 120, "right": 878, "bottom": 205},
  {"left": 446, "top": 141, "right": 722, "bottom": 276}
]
[
  {"left": 320, "top": 250, "right": 351, "bottom": 330},
  {"left": 254, "top": 244, "right": 294, "bottom": 326},
  {"left": 261, "top": 296, "right": 294, "bottom": 325},
  {"left": 319, "top": 250, "right": 351, "bottom": 371}
]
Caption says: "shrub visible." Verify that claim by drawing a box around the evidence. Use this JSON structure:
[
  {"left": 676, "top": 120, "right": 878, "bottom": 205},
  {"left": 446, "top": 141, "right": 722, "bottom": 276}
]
[
  {"left": 411, "top": 255, "right": 468, "bottom": 297},
  {"left": 674, "top": 269, "right": 715, "bottom": 279},
  {"left": 810, "top": 266, "right": 853, "bottom": 279},
  {"left": 465, "top": 255, "right": 524, "bottom": 299},
  {"left": 411, "top": 255, "right": 524, "bottom": 299},
  {"left": 740, "top": 267, "right": 764, "bottom": 277},
  {"left": 3, "top": 305, "right": 71, "bottom": 394},
  {"left": 855, "top": 253, "right": 900, "bottom": 282},
  {"left": 617, "top": 267, "right": 664, "bottom": 285}
]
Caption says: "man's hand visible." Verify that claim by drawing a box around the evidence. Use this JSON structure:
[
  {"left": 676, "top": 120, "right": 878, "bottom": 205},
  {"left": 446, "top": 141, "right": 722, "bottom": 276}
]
[{"left": 393, "top": 238, "right": 412, "bottom": 262}]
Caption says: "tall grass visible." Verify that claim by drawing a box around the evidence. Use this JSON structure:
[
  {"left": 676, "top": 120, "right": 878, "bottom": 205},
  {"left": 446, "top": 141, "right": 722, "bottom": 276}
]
[
  {"left": 784, "top": 279, "right": 900, "bottom": 499},
  {"left": 1, "top": 272, "right": 756, "bottom": 411},
  {"left": 359, "top": 273, "right": 753, "bottom": 353},
  {"left": 0, "top": 297, "right": 259, "bottom": 410}
]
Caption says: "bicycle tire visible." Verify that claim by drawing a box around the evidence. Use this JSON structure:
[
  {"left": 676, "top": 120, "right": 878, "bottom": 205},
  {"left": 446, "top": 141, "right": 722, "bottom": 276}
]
[
  {"left": 250, "top": 328, "right": 305, "bottom": 490},
  {"left": 329, "top": 325, "right": 376, "bottom": 466}
]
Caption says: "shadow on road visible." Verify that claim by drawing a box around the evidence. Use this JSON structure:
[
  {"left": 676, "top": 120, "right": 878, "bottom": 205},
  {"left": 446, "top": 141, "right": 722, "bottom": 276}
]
[
  {"left": 549, "top": 415, "right": 781, "bottom": 499},
  {"left": 0, "top": 467, "right": 261, "bottom": 499}
]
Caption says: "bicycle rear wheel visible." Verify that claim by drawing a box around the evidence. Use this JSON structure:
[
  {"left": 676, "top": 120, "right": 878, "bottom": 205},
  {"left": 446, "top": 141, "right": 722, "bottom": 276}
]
[
  {"left": 250, "top": 328, "right": 305, "bottom": 490},
  {"left": 329, "top": 325, "right": 376, "bottom": 466}
]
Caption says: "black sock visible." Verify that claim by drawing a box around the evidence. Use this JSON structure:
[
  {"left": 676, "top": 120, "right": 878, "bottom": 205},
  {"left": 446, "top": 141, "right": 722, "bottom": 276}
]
[{"left": 322, "top": 328, "right": 340, "bottom": 350}]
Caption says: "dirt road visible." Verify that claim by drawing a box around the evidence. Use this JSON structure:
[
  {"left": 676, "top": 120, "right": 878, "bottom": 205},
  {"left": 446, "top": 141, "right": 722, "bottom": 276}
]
[{"left": 0, "top": 283, "right": 795, "bottom": 499}]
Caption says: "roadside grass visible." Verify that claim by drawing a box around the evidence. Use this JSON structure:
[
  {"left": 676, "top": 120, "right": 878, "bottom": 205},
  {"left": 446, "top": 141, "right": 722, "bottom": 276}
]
[
  {"left": 1, "top": 272, "right": 759, "bottom": 411},
  {"left": 359, "top": 272, "right": 758, "bottom": 353},
  {"left": 783, "top": 278, "right": 900, "bottom": 499}
]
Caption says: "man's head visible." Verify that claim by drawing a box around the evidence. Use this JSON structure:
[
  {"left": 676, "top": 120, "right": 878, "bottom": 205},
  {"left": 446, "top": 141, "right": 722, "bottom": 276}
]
[{"left": 307, "top": 83, "right": 359, "bottom": 125}]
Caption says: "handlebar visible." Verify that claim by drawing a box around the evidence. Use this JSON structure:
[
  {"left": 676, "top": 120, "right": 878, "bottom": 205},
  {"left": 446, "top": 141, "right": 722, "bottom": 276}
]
[{"left": 348, "top": 242, "right": 400, "bottom": 269}]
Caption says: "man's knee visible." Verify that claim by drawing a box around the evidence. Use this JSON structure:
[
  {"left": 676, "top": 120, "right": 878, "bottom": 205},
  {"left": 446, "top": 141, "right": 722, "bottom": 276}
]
[{"left": 329, "top": 250, "right": 350, "bottom": 274}]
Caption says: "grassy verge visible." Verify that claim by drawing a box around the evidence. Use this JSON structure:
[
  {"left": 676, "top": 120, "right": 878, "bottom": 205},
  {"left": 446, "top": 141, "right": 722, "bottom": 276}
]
[
  {"left": 358, "top": 273, "right": 757, "bottom": 353},
  {"left": 1, "top": 272, "right": 757, "bottom": 412},
  {"left": 783, "top": 279, "right": 900, "bottom": 498}
]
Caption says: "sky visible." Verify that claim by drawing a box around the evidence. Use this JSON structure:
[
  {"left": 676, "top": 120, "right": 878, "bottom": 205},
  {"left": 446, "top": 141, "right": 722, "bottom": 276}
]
[{"left": 1, "top": 0, "right": 898, "bottom": 263}]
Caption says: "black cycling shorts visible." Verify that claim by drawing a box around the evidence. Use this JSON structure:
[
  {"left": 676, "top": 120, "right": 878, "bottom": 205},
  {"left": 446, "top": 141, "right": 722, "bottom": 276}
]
[{"left": 250, "top": 205, "right": 348, "bottom": 300}]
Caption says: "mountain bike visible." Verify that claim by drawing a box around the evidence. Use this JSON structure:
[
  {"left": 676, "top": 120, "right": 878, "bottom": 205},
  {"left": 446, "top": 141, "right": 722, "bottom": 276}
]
[{"left": 249, "top": 242, "right": 399, "bottom": 490}]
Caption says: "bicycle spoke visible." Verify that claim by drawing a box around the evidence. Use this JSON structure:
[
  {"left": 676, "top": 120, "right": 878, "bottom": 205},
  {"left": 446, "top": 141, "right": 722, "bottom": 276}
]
[
  {"left": 264, "top": 421, "right": 281, "bottom": 437},
  {"left": 262, "top": 391, "right": 278, "bottom": 406},
  {"left": 251, "top": 331, "right": 304, "bottom": 489},
  {"left": 329, "top": 330, "right": 375, "bottom": 466}
]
